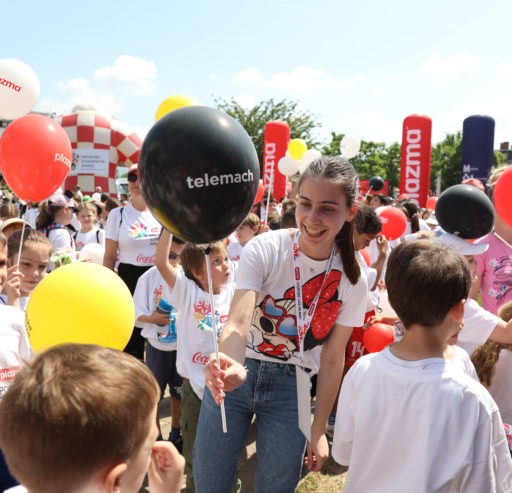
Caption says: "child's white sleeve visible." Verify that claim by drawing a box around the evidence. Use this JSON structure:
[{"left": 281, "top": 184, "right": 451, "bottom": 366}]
[
  {"left": 133, "top": 272, "right": 152, "bottom": 328},
  {"left": 332, "top": 368, "right": 356, "bottom": 466}
]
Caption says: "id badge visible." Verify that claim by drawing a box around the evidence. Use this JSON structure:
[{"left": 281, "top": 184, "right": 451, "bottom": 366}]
[{"left": 296, "top": 366, "right": 311, "bottom": 442}]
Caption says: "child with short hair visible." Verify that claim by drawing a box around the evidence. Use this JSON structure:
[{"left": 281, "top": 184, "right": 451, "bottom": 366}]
[
  {"left": 228, "top": 212, "right": 261, "bottom": 261},
  {"left": 333, "top": 240, "right": 512, "bottom": 492},
  {"left": 155, "top": 231, "right": 235, "bottom": 492},
  {"left": 0, "top": 343, "right": 184, "bottom": 493},
  {"left": 134, "top": 236, "right": 186, "bottom": 450},
  {"left": 74, "top": 202, "right": 105, "bottom": 251},
  {"left": 1, "top": 230, "right": 52, "bottom": 310}
]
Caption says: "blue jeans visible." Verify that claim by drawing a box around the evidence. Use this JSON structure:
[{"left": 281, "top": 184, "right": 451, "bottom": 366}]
[{"left": 193, "top": 358, "right": 307, "bottom": 493}]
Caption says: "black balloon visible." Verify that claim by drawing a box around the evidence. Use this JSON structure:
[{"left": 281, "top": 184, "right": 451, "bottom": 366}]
[
  {"left": 435, "top": 184, "right": 494, "bottom": 239},
  {"left": 139, "top": 106, "right": 260, "bottom": 243},
  {"left": 369, "top": 176, "right": 385, "bottom": 191}
]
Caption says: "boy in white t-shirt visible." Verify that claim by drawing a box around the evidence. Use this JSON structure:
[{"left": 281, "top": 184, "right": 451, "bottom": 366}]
[
  {"left": 134, "top": 236, "right": 185, "bottom": 451},
  {"left": 155, "top": 231, "right": 235, "bottom": 492},
  {"left": 333, "top": 240, "right": 512, "bottom": 493},
  {"left": 0, "top": 233, "right": 33, "bottom": 490}
]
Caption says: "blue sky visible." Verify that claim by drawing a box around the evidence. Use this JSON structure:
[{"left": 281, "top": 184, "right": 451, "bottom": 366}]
[{"left": 5, "top": 0, "right": 512, "bottom": 148}]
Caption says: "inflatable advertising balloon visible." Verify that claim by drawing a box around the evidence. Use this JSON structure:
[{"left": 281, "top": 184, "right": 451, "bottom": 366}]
[
  {"left": 340, "top": 135, "right": 360, "bottom": 159},
  {"left": 0, "top": 58, "right": 40, "bottom": 120},
  {"left": 377, "top": 206, "right": 407, "bottom": 240},
  {"left": 399, "top": 115, "right": 432, "bottom": 208},
  {"left": 55, "top": 105, "right": 142, "bottom": 196},
  {"left": 460, "top": 115, "right": 495, "bottom": 187},
  {"left": 435, "top": 184, "right": 494, "bottom": 239},
  {"left": 369, "top": 176, "right": 385, "bottom": 191},
  {"left": 363, "top": 323, "right": 394, "bottom": 353},
  {"left": 278, "top": 156, "right": 299, "bottom": 177},
  {"left": 263, "top": 121, "right": 290, "bottom": 203},
  {"left": 0, "top": 114, "right": 71, "bottom": 201},
  {"left": 139, "top": 106, "right": 260, "bottom": 243},
  {"left": 25, "top": 262, "right": 134, "bottom": 352},
  {"left": 493, "top": 166, "right": 512, "bottom": 228},
  {"left": 155, "top": 94, "right": 202, "bottom": 121},
  {"left": 425, "top": 196, "right": 438, "bottom": 210}
]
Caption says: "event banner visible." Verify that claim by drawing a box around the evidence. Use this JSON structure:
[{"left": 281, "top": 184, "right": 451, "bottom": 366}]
[
  {"left": 460, "top": 115, "right": 495, "bottom": 186},
  {"left": 262, "top": 121, "right": 289, "bottom": 202},
  {"left": 399, "top": 114, "right": 432, "bottom": 208},
  {"left": 68, "top": 148, "right": 109, "bottom": 176}
]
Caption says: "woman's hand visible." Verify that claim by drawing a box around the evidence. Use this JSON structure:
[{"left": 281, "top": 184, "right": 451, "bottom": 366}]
[
  {"left": 305, "top": 428, "right": 329, "bottom": 471},
  {"left": 203, "top": 352, "right": 247, "bottom": 405}
]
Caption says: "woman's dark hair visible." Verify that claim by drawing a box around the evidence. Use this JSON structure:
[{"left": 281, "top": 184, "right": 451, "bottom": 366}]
[
  {"left": 399, "top": 199, "right": 420, "bottom": 234},
  {"left": 298, "top": 156, "right": 360, "bottom": 284}
]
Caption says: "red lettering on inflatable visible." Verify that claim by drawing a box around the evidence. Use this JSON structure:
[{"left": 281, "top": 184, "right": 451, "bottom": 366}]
[
  {"left": 399, "top": 116, "right": 432, "bottom": 208},
  {"left": 262, "top": 121, "right": 290, "bottom": 203},
  {"left": 0, "top": 366, "right": 21, "bottom": 382}
]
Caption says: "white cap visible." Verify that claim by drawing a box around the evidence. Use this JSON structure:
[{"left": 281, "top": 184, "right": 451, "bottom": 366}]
[
  {"left": 425, "top": 212, "right": 438, "bottom": 226},
  {"left": 436, "top": 232, "right": 489, "bottom": 255}
]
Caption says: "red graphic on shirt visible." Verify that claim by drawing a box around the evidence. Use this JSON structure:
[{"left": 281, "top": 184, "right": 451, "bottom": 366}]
[{"left": 247, "top": 270, "right": 342, "bottom": 361}]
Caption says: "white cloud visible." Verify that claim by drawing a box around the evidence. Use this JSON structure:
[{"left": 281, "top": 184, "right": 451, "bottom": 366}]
[
  {"left": 93, "top": 55, "right": 156, "bottom": 95},
  {"left": 234, "top": 66, "right": 354, "bottom": 94},
  {"left": 131, "top": 125, "right": 150, "bottom": 142},
  {"left": 233, "top": 93, "right": 256, "bottom": 108},
  {"left": 416, "top": 53, "right": 481, "bottom": 80},
  {"left": 497, "top": 61, "right": 512, "bottom": 80}
]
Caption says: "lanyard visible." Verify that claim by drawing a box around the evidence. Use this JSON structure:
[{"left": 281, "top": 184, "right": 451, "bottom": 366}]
[
  {"left": 493, "top": 231, "right": 512, "bottom": 250},
  {"left": 292, "top": 231, "right": 337, "bottom": 361}
]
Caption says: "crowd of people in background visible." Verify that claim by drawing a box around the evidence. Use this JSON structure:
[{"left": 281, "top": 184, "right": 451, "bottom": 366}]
[{"left": 0, "top": 161, "right": 511, "bottom": 492}]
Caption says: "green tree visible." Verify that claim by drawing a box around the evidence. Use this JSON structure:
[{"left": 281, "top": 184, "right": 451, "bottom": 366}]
[
  {"left": 214, "top": 98, "right": 321, "bottom": 165},
  {"left": 322, "top": 133, "right": 402, "bottom": 193}
]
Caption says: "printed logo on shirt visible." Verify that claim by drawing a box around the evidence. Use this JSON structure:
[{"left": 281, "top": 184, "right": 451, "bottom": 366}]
[
  {"left": 136, "top": 254, "right": 155, "bottom": 264},
  {"left": 128, "top": 223, "right": 160, "bottom": 240},
  {"left": 0, "top": 365, "right": 21, "bottom": 383},
  {"left": 247, "top": 270, "right": 342, "bottom": 361},
  {"left": 192, "top": 352, "right": 209, "bottom": 365},
  {"left": 487, "top": 256, "right": 512, "bottom": 305},
  {"left": 193, "top": 300, "right": 228, "bottom": 336}
]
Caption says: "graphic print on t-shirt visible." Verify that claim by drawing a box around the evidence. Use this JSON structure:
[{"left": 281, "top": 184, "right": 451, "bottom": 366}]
[
  {"left": 129, "top": 222, "right": 159, "bottom": 242},
  {"left": 247, "top": 270, "right": 342, "bottom": 361},
  {"left": 193, "top": 300, "right": 228, "bottom": 338},
  {"left": 487, "top": 256, "right": 512, "bottom": 306}
]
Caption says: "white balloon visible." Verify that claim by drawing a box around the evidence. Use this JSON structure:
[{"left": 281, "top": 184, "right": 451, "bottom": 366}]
[
  {"left": 278, "top": 156, "right": 299, "bottom": 177},
  {"left": 300, "top": 149, "right": 322, "bottom": 167},
  {"left": 0, "top": 59, "right": 40, "bottom": 120},
  {"left": 339, "top": 135, "right": 361, "bottom": 159},
  {"left": 79, "top": 243, "right": 105, "bottom": 265}
]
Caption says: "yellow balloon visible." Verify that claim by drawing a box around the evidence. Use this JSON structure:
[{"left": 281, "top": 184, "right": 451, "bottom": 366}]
[
  {"left": 288, "top": 138, "right": 308, "bottom": 160},
  {"left": 25, "top": 263, "right": 135, "bottom": 352},
  {"left": 155, "top": 94, "right": 202, "bottom": 121}
]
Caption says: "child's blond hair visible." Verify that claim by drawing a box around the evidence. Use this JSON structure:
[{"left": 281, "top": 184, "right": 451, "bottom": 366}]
[
  {"left": 498, "top": 301, "right": 512, "bottom": 323},
  {"left": 471, "top": 341, "right": 504, "bottom": 387}
]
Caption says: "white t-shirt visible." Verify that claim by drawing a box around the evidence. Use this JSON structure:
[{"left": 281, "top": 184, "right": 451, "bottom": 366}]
[
  {"left": 0, "top": 294, "right": 29, "bottom": 311},
  {"left": 134, "top": 266, "right": 177, "bottom": 351},
  {"left": 490, "top": 349, "right": 512, "bottom": 426},
  {"left": 333, "top": 347, "right": 512, "bottom": 493},
  {"left": 0, "top": 306, "right": 33, "bottom": 402},
  {"left": 104, "top": 204, "right": 161, "bottom": 266},
  {"left": 227, "top": 240, "right": 243, "bottom": 261},
  {"left": 164, "top": 270, "right": 236, "bottom": 400},
  {"left": 237, "top": 229, "right": 368, "bottom": 370},
  {"left": 47, "top": 227, "right": 74, "bottom": 251},
  {"left": 25, "top": 208, "right": 38, "bottom": 229},
  {"left": 74, "top": 226, "right": 105, "bottom": 251},
  {"left": 457, "top": 298, "right": 501, "bottom": 356}
]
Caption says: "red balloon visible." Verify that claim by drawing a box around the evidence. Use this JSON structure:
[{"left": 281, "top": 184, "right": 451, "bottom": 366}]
[
  {"left": 494, "top": 166, "right": 512, "bottom": 228},
  {"left": 0, "top": 114, "right": 71, "bottom": 201},
  {"left": 360, "top": 248, "right": 371, "bottom": 266},
  {"left": 425, "top": 196, "right": 438, "bottom": 210},
  {"left": 362, "top": 323, "right": 394, "bottom": 353},
  {"left": 254, "top": 179, "right": 264, "bottom": 204},
  {"left": 377, "top": 206, "right": 407, "bottom": 240},
  {"left": 397, "top": 193, "right": 409, "bottom": 201}
]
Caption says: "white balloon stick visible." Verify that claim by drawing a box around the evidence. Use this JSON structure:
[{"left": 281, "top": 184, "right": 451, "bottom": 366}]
[
  {"left": 264, "top": 167, "right": 274, "bottom": 225},
  {"left": 16, "top": 223, "right": 26, "bottom": 266},
  {"left": 204, "top": 248, "right": 228, "bottom": 433}
]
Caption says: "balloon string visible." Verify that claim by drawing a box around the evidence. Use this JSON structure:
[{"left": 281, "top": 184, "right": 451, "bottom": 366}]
[
  {"left": 16, "top": 223, "right": 26, "bottom": 266},
  {"left": 204, "top": 250, "right": 228, "bottom": 433},
  {"left": 363, "top": 185, "right": 374, "bottom": 202}
]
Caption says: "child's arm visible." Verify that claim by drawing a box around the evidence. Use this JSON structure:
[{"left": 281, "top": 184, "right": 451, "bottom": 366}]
[
  {"left": 138, "top": 307, "right": 170, "bottom": 326},
  {"left": 5, "top": 265, "right": 22, "bottom": 309},
  {"left": 155, "top": 230, "right": 179, "bottom": 289},
  {"left": 370, "top": 234, "right": 388, "bottom": 290},
  {"left": 148, "top": 441, "right": 185, "bottom": 493}
]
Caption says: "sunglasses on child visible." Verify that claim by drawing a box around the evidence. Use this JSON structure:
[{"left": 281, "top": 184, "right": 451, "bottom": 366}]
[
  {"left": 169, "top": 252, "right": 180, "bottom": 260},
  {"left": 127, "top": 173, "right": 138, "bottom": 183}
]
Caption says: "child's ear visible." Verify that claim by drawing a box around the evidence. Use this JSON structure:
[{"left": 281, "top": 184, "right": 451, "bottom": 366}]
[
  {"left": 347, "top": 205, "right": 358, "bottom": 222},
  {"left": 101, "top": 462, "right": 127, "bottom": 493},
  {"left": 450, "top": 299, "right": 466, "bottom": 322}
]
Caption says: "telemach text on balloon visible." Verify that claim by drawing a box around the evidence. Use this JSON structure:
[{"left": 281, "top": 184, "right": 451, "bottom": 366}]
[{"left": 186, "top": 170, "right": 255, "bottom": 189}]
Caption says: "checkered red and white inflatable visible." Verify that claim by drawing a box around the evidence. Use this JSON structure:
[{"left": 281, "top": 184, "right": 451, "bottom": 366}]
[{"left": 54, "top": 106, "right": 142, "bottom": 197}]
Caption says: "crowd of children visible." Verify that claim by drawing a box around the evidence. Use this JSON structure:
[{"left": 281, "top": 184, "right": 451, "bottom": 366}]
[{"left": 0, "top": 161, "right": 511, "bottom": 493}]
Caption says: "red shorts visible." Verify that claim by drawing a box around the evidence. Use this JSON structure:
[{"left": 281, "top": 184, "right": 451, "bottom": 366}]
[{"left": 345, "top": 310, "right": 375, "bottom": 368}]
